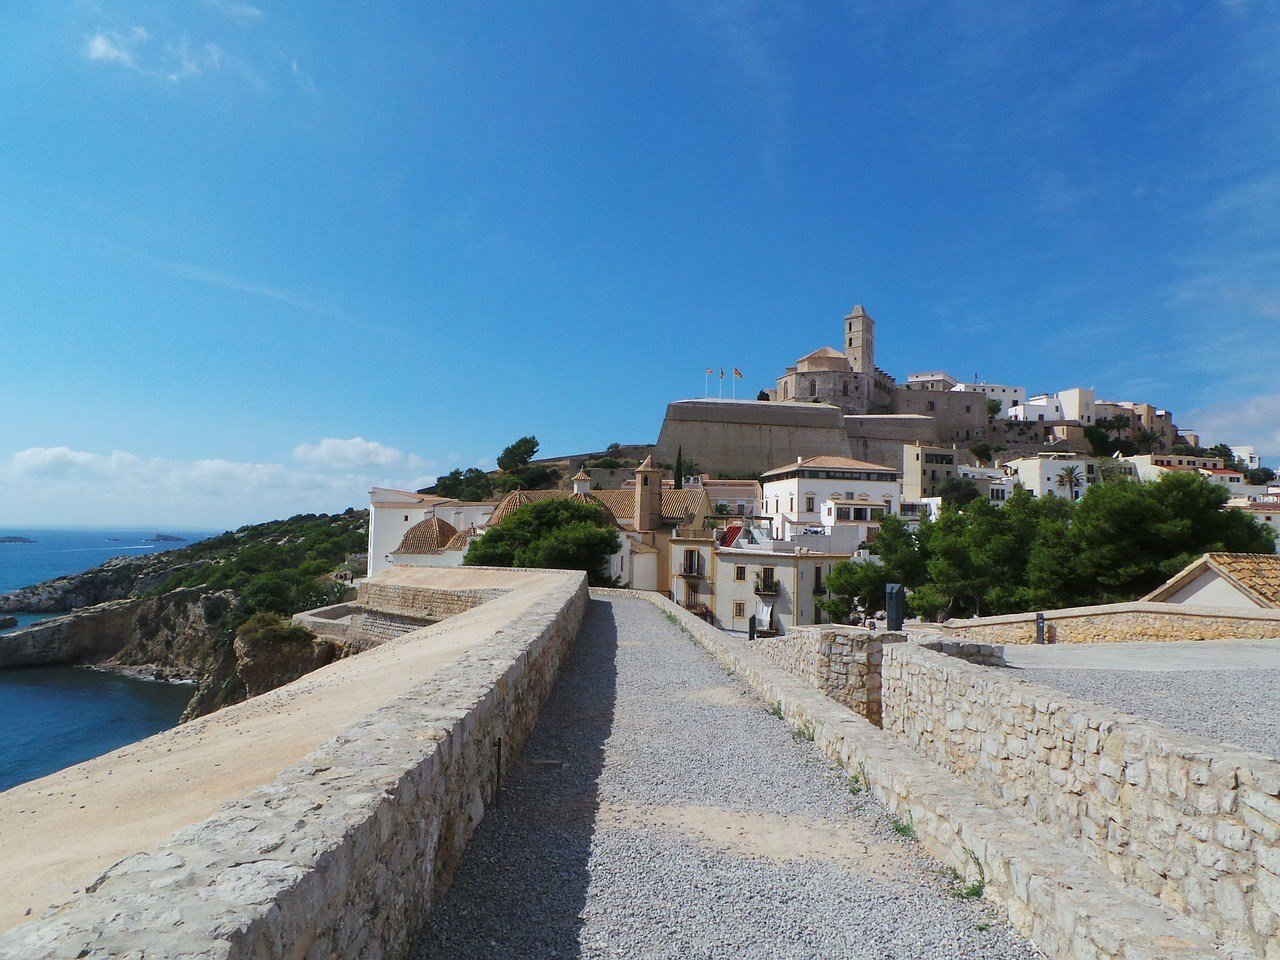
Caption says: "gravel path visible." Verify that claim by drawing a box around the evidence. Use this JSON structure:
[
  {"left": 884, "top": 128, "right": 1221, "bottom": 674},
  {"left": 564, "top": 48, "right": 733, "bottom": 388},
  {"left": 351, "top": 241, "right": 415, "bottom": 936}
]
[
  {"left": 414, "top": 597, "right": 1042, "bottom": 960},
  {"left": 1018, "top": 666, "right": 1280, "bottom": 759}
]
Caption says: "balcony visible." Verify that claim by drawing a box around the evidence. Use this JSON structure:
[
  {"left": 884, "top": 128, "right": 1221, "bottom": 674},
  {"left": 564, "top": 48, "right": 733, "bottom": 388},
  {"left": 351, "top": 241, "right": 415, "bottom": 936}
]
[
  {"left": 753, "top": 574, "right": 779, "bottom": 596},
  {"left": 678, "top": 558, "right": 706, "bottom": 579}
]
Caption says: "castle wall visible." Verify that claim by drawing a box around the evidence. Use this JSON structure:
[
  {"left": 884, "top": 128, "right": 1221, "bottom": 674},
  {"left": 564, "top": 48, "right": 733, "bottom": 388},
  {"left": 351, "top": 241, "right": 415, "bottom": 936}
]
[
  {"left": 890, "top": 387, "right": 990, "bottom": 444},
  {"left": 654, "top": 399, "right": 851, "bottom": 477}
]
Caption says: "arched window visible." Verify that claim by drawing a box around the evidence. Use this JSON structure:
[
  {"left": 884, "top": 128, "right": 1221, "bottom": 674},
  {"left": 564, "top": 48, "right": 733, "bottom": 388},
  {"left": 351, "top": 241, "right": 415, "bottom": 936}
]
[
  {"left": 842, "top": 381, "right": 849, "bottom": 397},
  {"left": 809, "top": 379, "right": 816, "bottom": 397}
]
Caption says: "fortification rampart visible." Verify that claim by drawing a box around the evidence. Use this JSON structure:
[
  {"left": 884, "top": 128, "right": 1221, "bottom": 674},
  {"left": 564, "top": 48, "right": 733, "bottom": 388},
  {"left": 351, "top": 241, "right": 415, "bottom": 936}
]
[
  {"left": 0, "top": 566, "right": 588, "bottom": 959},
  {"left": 601, "top": 588, "right": 1229, "bottom": 960},
  {"left": 882, "top": 643, "right": 1280, "bottom": 958},
  {"left": 942, "top": 600, "right": 1280, "bottom": 644}
]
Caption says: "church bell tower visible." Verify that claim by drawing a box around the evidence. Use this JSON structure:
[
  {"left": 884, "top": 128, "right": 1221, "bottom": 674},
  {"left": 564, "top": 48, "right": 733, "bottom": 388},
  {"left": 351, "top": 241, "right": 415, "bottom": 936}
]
[{"left": 844, "top": 305, "right": 874, "bottom": 374}]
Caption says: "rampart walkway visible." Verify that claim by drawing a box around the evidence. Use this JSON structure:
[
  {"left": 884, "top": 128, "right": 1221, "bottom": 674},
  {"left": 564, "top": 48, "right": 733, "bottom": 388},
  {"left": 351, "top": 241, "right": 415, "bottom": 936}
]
[{"left": 413, "top": 596, "right": 1041, "bottom": 959}]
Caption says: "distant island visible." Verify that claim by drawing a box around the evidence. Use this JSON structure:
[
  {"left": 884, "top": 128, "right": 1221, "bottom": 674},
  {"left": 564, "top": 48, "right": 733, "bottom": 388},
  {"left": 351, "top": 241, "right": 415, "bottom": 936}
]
[
  {"left": 147, "top": 534, "right": 187, "bottom": 543},
  {"left": 0, "top": 537, "right": 36, "bottom": 544}
]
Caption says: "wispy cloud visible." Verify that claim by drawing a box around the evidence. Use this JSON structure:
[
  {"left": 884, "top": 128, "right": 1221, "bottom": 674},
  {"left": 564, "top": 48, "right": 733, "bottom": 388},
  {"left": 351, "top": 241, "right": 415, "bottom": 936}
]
[
  {"left": 84, "top": 27, "right": 149, "bottom": 68},
  {"left": 83, "top": 28, "right": 229, "bottom": 83},
  {"left": 203, "top": 0, "right": 266, "bottom": 23},
  {"left": 1188, "top": 392, "right": 1280, "bottom": 457}
]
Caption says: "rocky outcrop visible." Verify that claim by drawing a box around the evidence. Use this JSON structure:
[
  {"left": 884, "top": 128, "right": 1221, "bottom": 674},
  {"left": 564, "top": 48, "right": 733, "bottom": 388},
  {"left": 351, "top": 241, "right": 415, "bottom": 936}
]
[
  {"left": 0, "top": 554, "right": 203, "bottom": 613},
  {"left": 0, "top": 615, "right": 15, "bottom": 629}
]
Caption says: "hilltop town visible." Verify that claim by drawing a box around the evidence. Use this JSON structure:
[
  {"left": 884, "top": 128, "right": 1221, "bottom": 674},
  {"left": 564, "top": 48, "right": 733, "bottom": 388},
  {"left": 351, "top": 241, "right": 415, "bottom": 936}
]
[{"left": 369, "top": 303, "right": 1279, "bottom": 633}]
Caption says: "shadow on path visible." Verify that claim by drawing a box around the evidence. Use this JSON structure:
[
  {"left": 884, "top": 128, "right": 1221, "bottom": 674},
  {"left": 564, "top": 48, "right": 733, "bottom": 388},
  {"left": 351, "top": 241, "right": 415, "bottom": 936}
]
[{"left": 414, "top": 598, "right": 619, "bottom": 959}]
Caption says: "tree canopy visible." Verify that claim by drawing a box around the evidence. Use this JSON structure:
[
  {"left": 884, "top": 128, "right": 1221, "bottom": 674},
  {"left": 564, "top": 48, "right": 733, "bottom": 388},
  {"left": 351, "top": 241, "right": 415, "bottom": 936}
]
[
  {"left": 818, "top": 473, "right": 1274, "bottom": 623},
  {"left": 464, "top": 498, "right": 621, "bottom": 586},
  {"left": 433, "top": 467, "right": 495, "bottom": 502}
]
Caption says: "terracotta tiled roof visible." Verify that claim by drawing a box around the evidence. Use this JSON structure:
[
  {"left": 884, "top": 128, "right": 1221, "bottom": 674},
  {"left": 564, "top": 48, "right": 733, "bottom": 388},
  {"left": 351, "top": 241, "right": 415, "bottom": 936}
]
[
  {"left": 660, "top": 488, "right": 707, "bottom": 522},
  {"left": 571, "top": 469, "right": 592, "bottom": 481},
  {"left": 1206, "top": 553, "right": 1280, "bottom": 607},
  {"left": 1146, "top": 552, "right": 1280, "bottom": 608},
  {"left": 392, "top": 517, "right": 458, "bottom": 556},
  {"left": 761, "top": 455, "right": 898, "bottom": 477},
  {"left": 371, "top": 490, "right": 455, "bottom": 508},
  {"left": 486, "top": 489, "right": 620, "bottom": 528},
  {"left": 629, "top": 541, "right": 658, "bottom": 555},
  {"left": 797, "top": 346, "right": 846, "bottom": 361},
  {"left": 443, "top": 527, "right": 478, "bottom": 552}
]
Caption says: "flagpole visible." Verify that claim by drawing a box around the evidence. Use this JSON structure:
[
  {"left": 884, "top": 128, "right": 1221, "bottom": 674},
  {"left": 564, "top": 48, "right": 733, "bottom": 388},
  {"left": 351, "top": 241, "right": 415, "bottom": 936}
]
[
  {"left": 718, "top": 370, "right": 723, "bottom": 399},
  {"left": 732, "top": 368, "right": 736, "bottom": 400},
  {"left": 704, "top": 369, "right": 709, "bottom": 398}
]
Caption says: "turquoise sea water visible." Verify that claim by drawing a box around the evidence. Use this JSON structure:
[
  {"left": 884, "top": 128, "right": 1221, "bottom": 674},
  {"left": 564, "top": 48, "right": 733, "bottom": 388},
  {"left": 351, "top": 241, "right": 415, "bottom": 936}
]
[{"left": 0, "top": 527, "right": 214, "bottom": 791}]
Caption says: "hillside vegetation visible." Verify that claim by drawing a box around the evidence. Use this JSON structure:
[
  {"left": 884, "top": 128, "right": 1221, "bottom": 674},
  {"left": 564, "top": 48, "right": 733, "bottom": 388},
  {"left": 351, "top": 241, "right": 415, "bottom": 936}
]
[{"left": 154, "top": 508, "right": 367, "bottom": 626}]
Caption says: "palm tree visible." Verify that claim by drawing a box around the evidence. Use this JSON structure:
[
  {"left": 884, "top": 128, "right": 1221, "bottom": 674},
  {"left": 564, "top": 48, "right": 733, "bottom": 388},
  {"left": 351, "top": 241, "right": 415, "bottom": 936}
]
[
  {"left": 1056, "top": 464, "right": 1085, "bottom": 500},
  {"left": 1137, "top": 428, "right": 1165, "bottom": 454}
]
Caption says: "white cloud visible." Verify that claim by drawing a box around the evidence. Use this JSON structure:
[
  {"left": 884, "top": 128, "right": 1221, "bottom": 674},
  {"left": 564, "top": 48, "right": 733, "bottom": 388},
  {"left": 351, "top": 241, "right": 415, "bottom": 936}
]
[
  {"left": 0, "top": 441, "right": 438, "bottom": 528},
  {"left": 1187, "top": 392, "right": 1280, "bottom": 459},
  {"left": 203, "top": 0, "right": 266, "bottom": 23},
  {"left": 292, "top": 437, "right": 431, "bottom": 471},
  {"left": 84, "top": 27, "right": 149, "bottom": 68}
]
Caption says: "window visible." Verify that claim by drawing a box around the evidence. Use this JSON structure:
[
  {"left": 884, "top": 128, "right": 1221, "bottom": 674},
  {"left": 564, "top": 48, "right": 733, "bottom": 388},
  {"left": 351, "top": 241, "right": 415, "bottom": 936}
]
[
  {"left": 927, "top": 400, "right": 936, "bottom": 411},
  {"left": 836, "top": 506, "right": 850, "bottom": 521},
  {"left": 734, "top": 601, "right": 746, "bottom": 618},
  {"left": 404, "top": 515, "right": 409, "bottom": 522},
  {"left": 762, "top": 567, "right": 776, "bottom": 589},
  {"left": 737, "top": 503, "right": 746, "bottom": 516},
  {"left": 805, "top": 495, "right": 815, "bottom": 512},
  {"left": 809, "top": 380, "right": 816, "bottom": 397},
  {"left": 735, "top": 565, "right": 746, "bottom": 581}
]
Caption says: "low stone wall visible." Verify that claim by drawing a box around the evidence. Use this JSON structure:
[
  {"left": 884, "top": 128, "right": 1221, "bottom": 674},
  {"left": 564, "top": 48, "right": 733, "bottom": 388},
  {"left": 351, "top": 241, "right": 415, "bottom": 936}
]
[
  {"left": 0, "top": 570, "right": 588, "bottom": 960},
  {"left": 943, "top": 600, "right": 1280, "bottom": 644},
  {"left": 745, "top": 625, "right": 904, "bottom": 724},
  {"left": 603, "top": 588, "right": 1230, "bottom": 960},
  {"left": 882, "top": 644, "right": 1280, "bottom": 958},
  {"left": 358, "top": 580, "right": 505, "bottom": 621}
]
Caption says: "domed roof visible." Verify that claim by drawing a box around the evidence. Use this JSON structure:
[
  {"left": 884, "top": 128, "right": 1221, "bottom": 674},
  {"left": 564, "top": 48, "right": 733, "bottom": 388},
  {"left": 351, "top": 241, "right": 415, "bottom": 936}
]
[
  {"left": 392, "top": 516, "right": 458, "bottom": 556},
  {"left": 487, "top": 489, "right": 621, "bottom": 528}
]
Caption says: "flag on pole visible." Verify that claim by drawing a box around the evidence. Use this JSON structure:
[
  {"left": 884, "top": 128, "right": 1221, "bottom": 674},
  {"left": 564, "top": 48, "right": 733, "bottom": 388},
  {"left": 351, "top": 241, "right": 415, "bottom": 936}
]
[
  {"left": 719, "top": 368, "right": 725, "bottom": 379},
  {"left": 706, "top": 367, "right": 714, "bottom": 375},
  {"left": 733, "top": 367, "right": 743, "bottom": 379}
]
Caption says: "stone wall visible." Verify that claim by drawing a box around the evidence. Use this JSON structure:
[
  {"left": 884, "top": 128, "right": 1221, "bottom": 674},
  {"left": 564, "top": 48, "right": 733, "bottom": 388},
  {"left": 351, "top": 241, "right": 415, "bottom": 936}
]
[
  {"left": 881, "top": 644, "right": 1280, "bottom": 958},
  {"left": 358, "top": 579, "right": 505, "bottom": 621},
  {"left": 942, "top": 600, "right": 1280, "bottom": 644},
  {"left": 746, "top": 625, "right": 904, "bottom": 724},
  {"left": 605, "top": 588, "right": 1227, "bottom": 960},
  {"left": 0, "top": 570, "right": 588, "bottom": 960}
]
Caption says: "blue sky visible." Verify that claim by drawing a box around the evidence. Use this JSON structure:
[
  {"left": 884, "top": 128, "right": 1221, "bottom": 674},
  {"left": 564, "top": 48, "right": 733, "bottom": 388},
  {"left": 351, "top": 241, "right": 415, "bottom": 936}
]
[{"left": 2, "top": 0, "right": 1279, "bottom": 526}]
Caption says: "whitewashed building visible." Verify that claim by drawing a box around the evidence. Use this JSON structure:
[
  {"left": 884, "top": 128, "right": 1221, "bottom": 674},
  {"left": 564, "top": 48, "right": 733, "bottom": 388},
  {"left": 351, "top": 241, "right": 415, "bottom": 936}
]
[
  {"left": 951, "top": 381, "right": 1026, "bottom": 417},
  {"left": 760, "top": 456, "right": 901, "bottom": 542},
  {"left": 1003, "top": 453, "right": 1100, "bottom": 500},
  {"left": 1007, "top": 395, "right": 1065, "bottom": 422}
]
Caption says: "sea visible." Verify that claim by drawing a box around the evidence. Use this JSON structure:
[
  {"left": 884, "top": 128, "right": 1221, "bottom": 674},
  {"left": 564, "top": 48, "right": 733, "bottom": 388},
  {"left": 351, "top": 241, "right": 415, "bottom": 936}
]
[{"left": 0, "top": 527, "right": 215, "bottom": 792}]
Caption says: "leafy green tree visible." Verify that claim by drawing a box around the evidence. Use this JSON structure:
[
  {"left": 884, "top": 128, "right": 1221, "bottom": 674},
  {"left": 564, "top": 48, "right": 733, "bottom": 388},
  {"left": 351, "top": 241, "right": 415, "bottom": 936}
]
[
  {"left": 433, "top": 467, "right": 495, "bottom": 502},
  {"left": 497, "top": 436, "right": 540, "bottom": 473},
  {"left": 969, "top": 442, "right": 994, "bottom": 465},
  {"left": 870, "top": 515, "right": 927, "bottom": 586},
  {"left": 464, "top": 498, "right": 621, "bottom": 585},
  {"left": 1247, "top": 467, "right": 1277, "bottom": 486},
  {"left": 818, "top": 561, "right": 891, "bottom": 622},
  {"left": 937, "top": 476, "right": 981, "bottom": 507},
  {"left": 986, "top": 398, "right": 1003, "bottom": 421}
]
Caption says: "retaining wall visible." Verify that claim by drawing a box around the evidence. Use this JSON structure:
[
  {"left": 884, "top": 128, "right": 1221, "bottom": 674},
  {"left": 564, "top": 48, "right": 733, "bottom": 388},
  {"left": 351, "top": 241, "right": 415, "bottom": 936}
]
[
  {"left": 943, "top": 601, "right": 1280, "bottom": 644},
  {"left": 601, "top": 588, "right": 1231, "bottom": 960},
  {"left": 746, "top": 626, "right": 904, "bottom": 724},
  {"left": 0, "top": 569, "right": 588, "bottom": 960},
  {"left": 882, "top": 644, "right": 1280, "bottom": 958}
]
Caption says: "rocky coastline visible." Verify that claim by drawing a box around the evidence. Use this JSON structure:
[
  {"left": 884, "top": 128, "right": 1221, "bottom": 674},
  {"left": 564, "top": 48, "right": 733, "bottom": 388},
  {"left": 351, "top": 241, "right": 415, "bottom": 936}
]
[{"left": 0, "top": 511, "right": 368, "bottom": 721}]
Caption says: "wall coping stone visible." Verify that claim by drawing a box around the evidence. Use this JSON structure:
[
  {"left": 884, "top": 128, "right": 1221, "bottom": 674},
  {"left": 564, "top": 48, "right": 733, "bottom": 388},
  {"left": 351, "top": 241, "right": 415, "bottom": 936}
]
[
  {"left": 596, "top": 587, "right": 1244, "bottom": 960},
  {"left": 0, "top": 568, "right": 588, "bottom": 960},
  {"left": 943, "top": 600, "right": 1280, "bottom": 630}
]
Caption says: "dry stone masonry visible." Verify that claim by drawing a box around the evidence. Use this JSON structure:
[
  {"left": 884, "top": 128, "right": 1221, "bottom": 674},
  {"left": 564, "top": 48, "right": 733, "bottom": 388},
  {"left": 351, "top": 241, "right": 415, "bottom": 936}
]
[
  {"left": 881, "top": 644, "right": 1280, "bottom": 959},
  {"left": 603, "top": 589, "right": 1242, "bottom": 960},
  {"left": 944, "top": 600, "right": 1280, "bottom": 645},
  {"left": 0, "top": 569, "right": 588, "bottom": 960}
]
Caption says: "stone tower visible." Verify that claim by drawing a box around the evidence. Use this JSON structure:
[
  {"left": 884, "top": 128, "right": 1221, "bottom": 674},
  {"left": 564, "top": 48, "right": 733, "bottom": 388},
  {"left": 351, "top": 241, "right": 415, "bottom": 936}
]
[
  {"left": 845, "top": 305, "right": 874, "bottom": 374},
  {"left": 633, "top": 456, "right": 663, "bottom": 533}
]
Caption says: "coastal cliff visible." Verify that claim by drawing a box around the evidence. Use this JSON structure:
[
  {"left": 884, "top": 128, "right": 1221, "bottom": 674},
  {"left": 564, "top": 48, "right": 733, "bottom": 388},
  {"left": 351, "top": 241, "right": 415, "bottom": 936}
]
[{"left": 0, "top": 510, "right": 368, "bottom": 720}]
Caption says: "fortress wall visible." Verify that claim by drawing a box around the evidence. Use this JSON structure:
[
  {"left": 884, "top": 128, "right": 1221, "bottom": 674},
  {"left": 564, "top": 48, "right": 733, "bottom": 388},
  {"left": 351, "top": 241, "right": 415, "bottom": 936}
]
[
  {"left": 883, "top": 643, "right": 1280, "bottom": 957},
  {"left": 940, "top": 601, "right": 1280, "bottom": 644},
  {"left": 654, "top": 399, "right": 852, "bottom": 476},
  {"left": 605, "top": 587, "right": 1228, "bottom": 960},
  {"left": 0, "top": 567, "right": 589, "bottom": 960}
]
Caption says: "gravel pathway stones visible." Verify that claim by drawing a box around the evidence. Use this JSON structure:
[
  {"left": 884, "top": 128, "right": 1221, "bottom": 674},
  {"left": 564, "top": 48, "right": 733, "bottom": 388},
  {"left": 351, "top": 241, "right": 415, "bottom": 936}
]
[
  {"left": 1018, "top": 665, "right": 1280, "bottom": 760},
  {"left": 414, "top": 597, "right": 1043, "bottom": 960}
]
